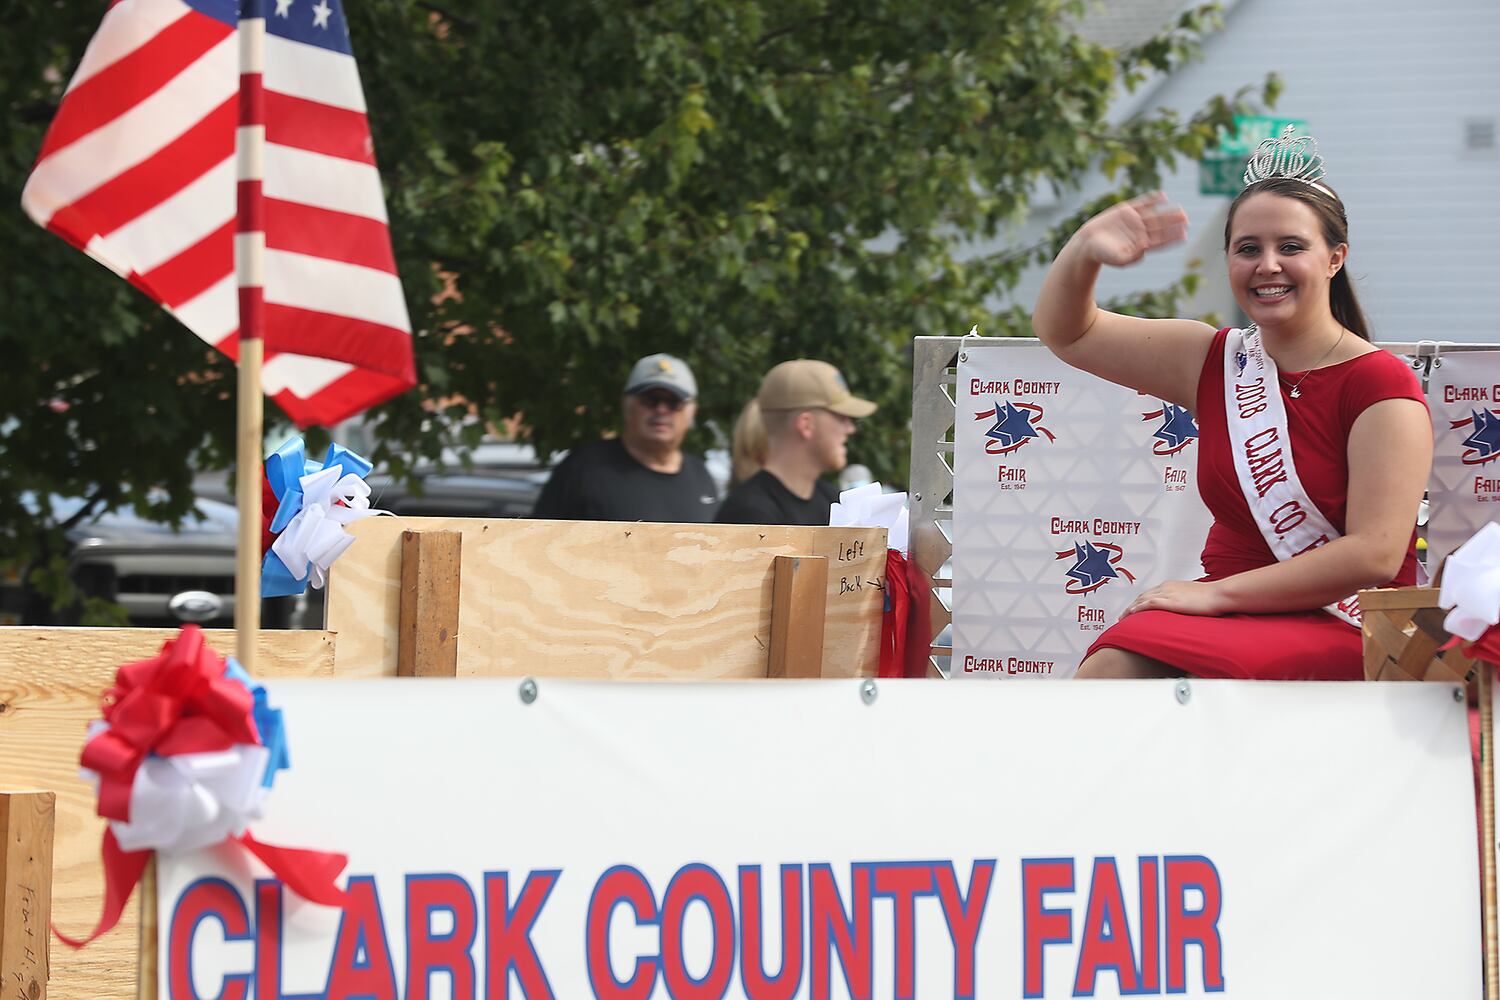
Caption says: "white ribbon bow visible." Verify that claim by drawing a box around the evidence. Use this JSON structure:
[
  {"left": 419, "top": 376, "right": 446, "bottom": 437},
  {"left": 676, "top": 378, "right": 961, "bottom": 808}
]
[
  {"left": 81, "top": 722, "right": 271, "bottom": 854},
  {"left": 270, "top": 465, "right": 387, "bottom": 590}
]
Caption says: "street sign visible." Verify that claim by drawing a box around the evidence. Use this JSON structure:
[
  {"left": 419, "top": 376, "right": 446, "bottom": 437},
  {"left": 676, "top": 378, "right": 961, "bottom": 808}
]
[
  {"left": 1199, "top": 151, "right": 1245, "bottom": 197},
  {"left": 1198, "top": 114, "right": 1308, "bottom": 197}
]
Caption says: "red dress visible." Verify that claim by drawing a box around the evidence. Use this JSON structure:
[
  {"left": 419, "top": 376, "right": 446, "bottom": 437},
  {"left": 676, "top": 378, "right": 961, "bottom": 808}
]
[{"left": 1086, "top": 329, "right": 1426, "bottom": 679}]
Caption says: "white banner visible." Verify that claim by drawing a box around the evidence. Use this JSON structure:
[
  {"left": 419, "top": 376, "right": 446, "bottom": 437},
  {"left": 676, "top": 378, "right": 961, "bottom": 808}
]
[
  {"left": 1427, "top": 350, "right": 1500, "bottom": 568},
  {"left": 160, "top": 677, "right": 1479, "bottom": 999},
  {"left": 952, "top": 344, "right": 1213, "bottom": 678}
]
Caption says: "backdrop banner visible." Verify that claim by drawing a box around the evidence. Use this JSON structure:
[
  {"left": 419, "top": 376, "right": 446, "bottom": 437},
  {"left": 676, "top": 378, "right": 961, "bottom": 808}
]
[
  {"left": 160, "top": 677, "right": 1480, "bottom": 999},
  {"left": 1427, "top": 350, "right": 1500, "bottom": 568},
  {"left": 952, "top": 344, "right": 1212, "bottom": 679}
]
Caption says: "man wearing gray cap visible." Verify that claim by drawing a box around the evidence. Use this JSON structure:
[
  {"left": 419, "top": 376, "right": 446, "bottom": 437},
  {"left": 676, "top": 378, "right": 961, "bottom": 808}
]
[
  {"left": 716, "top": 359, "right": 877, "bottom": 526},
  {"left": 532, "top": 353, "right": 720, "bottom": 521}
]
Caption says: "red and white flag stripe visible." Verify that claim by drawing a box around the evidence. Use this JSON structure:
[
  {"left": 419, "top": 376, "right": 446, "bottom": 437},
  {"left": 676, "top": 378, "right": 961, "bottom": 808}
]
[{"left": 23, "top": 0, "right": 415, "bottom": 427}]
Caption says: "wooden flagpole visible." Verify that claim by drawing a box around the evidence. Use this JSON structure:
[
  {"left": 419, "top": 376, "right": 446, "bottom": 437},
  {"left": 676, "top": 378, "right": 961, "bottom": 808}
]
[
  {"left": 233, "top": 11, "right": 267, "bottom": 678},
  {"left": 137, "top": 11, "right": 268, "bottom": 1000}
]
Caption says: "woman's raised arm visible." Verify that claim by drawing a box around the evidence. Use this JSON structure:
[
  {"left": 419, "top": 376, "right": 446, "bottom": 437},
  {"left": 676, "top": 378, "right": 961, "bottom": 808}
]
[{"left": 1032, "top": 192, "right": 1215, "bottom": 409}]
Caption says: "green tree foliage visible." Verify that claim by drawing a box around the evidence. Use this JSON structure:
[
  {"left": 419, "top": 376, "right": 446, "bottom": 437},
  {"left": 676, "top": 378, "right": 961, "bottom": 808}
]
[{"left": 1, "top": 0, "right": 1275, "bottom": 612}]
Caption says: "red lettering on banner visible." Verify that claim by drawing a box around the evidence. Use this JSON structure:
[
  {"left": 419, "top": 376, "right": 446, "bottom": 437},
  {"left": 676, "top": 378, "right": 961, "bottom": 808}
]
[
  {"left": 1244, "top": 428, "right": 1277, "bottom": 452},
  {"left": 405, "top": 874, "right": 478, "bottom": 1000},
  {"left": 660, "top": 865, "right": 736, "bottom": 1000},
  {"left": 1477, "top": 476, "right": 1500, "bottom": 495},
  {"left": 1022, "top": 856, "right": 1222, "bottom": 997},
  {"left": 325, "top": 876, "right": 398, "bottom": 1000},
  {"left": 1246, "top": 451, "right": 1288, "bottom": 496},
  {"left": 1074, "top": 858, "right": 1140, "bottom": 995},
  {"left": 1139, "top": 858, "right": 1161, "bottom": 992},
  {"left": 1022, "top": 859, "right": 1073, "bottom": 998},
  {"left": 255, "top": 880, "right": 285, "bottom": 1000},
  {"left": 1013, "top": 379, "right": 1063, "bottom": 396},
  {"left": 484, "top": 870, "right": 560, "bottom": 999},
  {"left": 1242, "top": 428, "right": 1291, "bottom": 497},
  {"left": 169, "top": 879, "right": 252, "bottom": 1000},
  {"left": 1446, "top": 385, "right": 1491, "bottom": 403},
  {"left": 809, "top": 864, "right": 873, "bottom": 1000},
  {"left": 1165, "top": 857, "right": 1225, "bottom": 993},
  {"left": 970, "top": 379, "right": 1009, "bottom": 395},
  {"left": 586, "top": 867, "right": 659, "bottom": 1000},
  {"left": 1009, "top": 657, "right": 1055, "bottom": 675},
  {"left": 1270, "top": 501, "right": 1307, "bottom": 535},
  {"left": 740, "top": 865, "right": 804, "bottom": 1000},
  {"left": 935, "top": 862, "right": 994, "bottom": 999},
  {"left": 873, "top": 865, "right": 934, "bottom": 999},
  {"left": 1234, "top": 379, "right": 1268, "bottom": 418},
  {"left": 1050, "top": 518, "right": 1142, "bottom": 536}
]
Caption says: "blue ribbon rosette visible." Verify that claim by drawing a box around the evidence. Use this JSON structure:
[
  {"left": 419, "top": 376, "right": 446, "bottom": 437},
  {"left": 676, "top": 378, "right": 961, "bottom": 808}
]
[{"left": 261, "top": 437, "right": 384, "bottom": 598}]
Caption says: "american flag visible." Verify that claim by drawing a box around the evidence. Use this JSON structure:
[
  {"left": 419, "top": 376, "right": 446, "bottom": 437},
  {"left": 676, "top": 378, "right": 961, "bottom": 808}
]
[{"left": 21, "top": 0, "right": 416, "bottom": 428}]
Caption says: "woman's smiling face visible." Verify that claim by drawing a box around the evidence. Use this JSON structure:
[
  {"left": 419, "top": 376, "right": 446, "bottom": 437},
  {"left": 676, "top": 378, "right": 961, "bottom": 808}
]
[{"left": 1226, "top": 191, "right": 1347, "bottom": 333}]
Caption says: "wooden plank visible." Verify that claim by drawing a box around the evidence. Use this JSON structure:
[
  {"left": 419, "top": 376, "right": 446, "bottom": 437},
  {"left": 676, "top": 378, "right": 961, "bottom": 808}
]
[
  {"left": 327, "top": 518, "right": 886, "bottom": 680},
  {"left": 0, "top": 628, "right": 334, "bottom": 1000},
  {"left": 0, "top": 791, "right": 54, "bottom": 1000},
  {"left": 135, "top": 861, "right": 154, "bottom": 1000},
  {"left": 398, "top": 530, "right": 462, "bottom": 678},
  {"left": 768, "top": 555, "right": 828, "bottom": 679},
  {"left": 1358, "top": 586, "right": 1444, "bottom": 612}
]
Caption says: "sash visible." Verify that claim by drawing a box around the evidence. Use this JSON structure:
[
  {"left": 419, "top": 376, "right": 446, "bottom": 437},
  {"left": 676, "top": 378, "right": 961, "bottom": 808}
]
[{"left": 1222, "top": 326, "right": 1362, "bottom": 627}]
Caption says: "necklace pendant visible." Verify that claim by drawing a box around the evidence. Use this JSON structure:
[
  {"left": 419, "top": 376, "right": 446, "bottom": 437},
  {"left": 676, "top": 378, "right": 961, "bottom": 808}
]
[{"left": 1290, "top": 387, "right": 1302, "bottom": 399}]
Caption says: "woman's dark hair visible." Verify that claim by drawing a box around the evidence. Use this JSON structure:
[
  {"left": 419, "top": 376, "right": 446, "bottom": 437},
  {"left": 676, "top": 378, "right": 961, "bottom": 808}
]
[{"left": 1223, "top": 177, "right": 1371, "bottom": 341}]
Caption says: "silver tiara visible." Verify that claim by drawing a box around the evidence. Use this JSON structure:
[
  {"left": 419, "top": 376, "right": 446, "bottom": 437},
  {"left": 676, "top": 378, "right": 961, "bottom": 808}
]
[{"left": 1242, "top": 125, "right": 1331, "bottom": 193}]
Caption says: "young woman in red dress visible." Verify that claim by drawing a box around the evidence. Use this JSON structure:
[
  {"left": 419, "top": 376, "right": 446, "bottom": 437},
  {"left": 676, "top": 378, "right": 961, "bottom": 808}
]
[{"left": 1032, "top": 132, "right": 1431, "bottom": 680}]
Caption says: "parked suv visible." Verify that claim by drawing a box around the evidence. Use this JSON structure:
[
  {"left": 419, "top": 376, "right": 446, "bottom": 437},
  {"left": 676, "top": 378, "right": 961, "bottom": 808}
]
[{"left": 0, "top": 495, "right": 239, "bottom": 628}]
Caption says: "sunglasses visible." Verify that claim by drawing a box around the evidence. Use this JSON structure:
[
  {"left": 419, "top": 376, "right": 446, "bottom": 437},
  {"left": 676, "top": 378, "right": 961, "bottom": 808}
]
[{"left": 634, "top": 391, "right": 689, "bottom": 412}]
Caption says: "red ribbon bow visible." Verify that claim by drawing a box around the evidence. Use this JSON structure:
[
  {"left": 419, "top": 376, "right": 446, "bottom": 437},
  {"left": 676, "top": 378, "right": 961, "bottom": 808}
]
[
  {"left": 57, "top": 626, "right": 348, "bottom": 949},
  {"left": 80, "top": 626, "right": 259, "bottom": 822}
]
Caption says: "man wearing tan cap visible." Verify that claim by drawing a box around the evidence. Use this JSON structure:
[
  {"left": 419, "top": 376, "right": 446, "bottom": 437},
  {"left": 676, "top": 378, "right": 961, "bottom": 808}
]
[
  {"left": 715, "top": 359, "right": 877, "bottom": 525},
  {"left": 533, "top": 353, "right": 720, "bottom": 521}
]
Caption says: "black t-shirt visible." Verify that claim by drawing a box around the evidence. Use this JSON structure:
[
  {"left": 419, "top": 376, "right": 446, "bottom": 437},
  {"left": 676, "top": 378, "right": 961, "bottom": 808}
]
[
  {"left": 532, "top": 439, "right": 720, "bottom": 522},
  {"left": 714, "top": 470, "right": 839, "bottom": 526}
]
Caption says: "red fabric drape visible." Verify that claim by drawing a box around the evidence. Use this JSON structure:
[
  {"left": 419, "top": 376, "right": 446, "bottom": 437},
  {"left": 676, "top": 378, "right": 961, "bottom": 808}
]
[{"left": 879, "top": 550, "right": 935, "bottom": 679}]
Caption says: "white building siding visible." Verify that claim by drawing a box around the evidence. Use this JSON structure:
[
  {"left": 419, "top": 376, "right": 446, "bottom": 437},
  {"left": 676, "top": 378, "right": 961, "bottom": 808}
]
[{"left": 997, "top": 0, "right": 1500, "bottom": 344}]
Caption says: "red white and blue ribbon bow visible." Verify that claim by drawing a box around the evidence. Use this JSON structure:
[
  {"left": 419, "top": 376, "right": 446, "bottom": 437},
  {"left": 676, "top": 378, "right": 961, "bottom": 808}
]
[
  {"left": 261, "top": 436, "right": 385, "bottom": 597},
  {"left": 57, "top": 626, "right": 347, "bottom": 948}
]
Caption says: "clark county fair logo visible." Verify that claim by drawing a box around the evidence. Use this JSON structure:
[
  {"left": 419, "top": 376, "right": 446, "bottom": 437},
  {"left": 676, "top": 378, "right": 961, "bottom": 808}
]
[
  {"left": 1453, "top": 408, "right": 1500, "bottom": 466},
  {"left": 1141, "top": 399, "right": 1199, "bottom": 456},
  {"left": 1140, "top": 401, "right": 1200, "bottom": 458},
  {"left": 1055, "top": 540, "right": 1136, "bottom": 595},
  {"left": 975, "top": 399, "right": 1055, "bottom": 455}
]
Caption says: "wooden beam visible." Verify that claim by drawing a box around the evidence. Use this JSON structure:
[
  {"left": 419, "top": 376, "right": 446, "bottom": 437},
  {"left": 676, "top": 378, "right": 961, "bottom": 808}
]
[
  {"left": 136, "top": 860, "right": 155, "bottom": 1000},
  {"left": 0, "top": 790, "right": 54, "bottom": 1000},
  {"left": 398, "top": 530, "right": 462, "bottom": 677},
  {"left": 328, "top": 519, "right": 885, "bottom": 680},
  {"left": 768, "top": 555, "right": 828, "bottom": 678}
]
